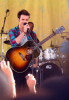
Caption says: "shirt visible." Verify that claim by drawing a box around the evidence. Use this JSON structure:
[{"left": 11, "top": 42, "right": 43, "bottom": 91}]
[
  {"left": 8, "top": 25, "right": 37, "bottom": 47},
  {"left": 8, "top": 25, "right": 38, "bottom": 66},
  {"left": 20, "top": 35, "right": 28, "bottom": 46}
]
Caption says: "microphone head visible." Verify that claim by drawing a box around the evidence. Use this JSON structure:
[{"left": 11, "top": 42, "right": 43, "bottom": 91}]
[
  {"left": 23, "top": 23, "right": 31, "bottom": 33},
  {"left": 6, "top": 9, "right": 10, "bottom": 13},
  {"left": 23, "top": 23, "right": 27, "bottom": 25}
]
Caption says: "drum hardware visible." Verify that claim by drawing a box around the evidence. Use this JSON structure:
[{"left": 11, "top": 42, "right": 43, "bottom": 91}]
[
  {"left": 0, "top": 10, "right": 9, "bottom": 60},
  {"left": 0, "top": 36, "right": 8, "bottom": 59},
  {"left": 0, "top": 33, "right": 8, "bottom": 35},
  {"left": 32, "top": 66, "right": 43, "bottom": 88},
  {"left": 62, "top": 32, "right": 69, "bottom": 34},
  {"left": 4, "top": 40, "right": 11, "bottom": 45},
  {"left": 61, "top": 36, "right": 67, "bottom": 39},
  {"left": 65, "top": 38, "right": 69, "bottom": 41},
  {"left": 49, "top": 44, "right": 63, "bottom": 49},
  {"left": 59, "top": 40, "right": 69, "bottom": 75}
]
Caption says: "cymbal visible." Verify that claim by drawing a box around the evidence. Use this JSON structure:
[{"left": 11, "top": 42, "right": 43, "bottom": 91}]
[
  {"left": 66, "top": 38, "right": 69, "bottom": 41},
  {"left": 0, "top": 33, "right": 8, "bottom": 34},
  {"left": 61, "top": 36, "right": 67, "bottom": 39},
  {"left": 4, "top": 40, "right": 11, "bottom": 45},
  {"left": 49, "top": 45, "right": 63, "bottom": 48}
]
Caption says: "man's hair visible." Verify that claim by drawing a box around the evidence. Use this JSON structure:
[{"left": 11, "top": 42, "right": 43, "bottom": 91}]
[
  {"left": 28, "top": 22, "right": 34, "bottom": 30},
  {"left": 17, "top": 9, "right": 30, "bottom": 19}
]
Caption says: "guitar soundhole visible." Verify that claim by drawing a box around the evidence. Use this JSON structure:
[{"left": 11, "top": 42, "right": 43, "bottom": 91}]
[{"left": 25, "top": 54, "right": 32, "bottom": 61}]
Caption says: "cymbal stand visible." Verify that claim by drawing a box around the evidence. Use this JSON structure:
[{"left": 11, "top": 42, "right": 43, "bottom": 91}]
[
  {"left": 0, "top": 11, "right": 8, "bottom": 60},
  {"left": 0, "top": 34, "right": 5, "bottom": 59}
]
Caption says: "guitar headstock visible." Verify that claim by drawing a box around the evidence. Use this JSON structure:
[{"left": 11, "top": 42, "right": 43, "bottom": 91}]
[{"left": 56, "top": 26, "right": 65, "bottom": 34}]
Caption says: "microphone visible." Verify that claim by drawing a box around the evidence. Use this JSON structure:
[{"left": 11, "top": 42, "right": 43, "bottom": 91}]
[
  {"left": 23, "top": 23, "right": 27, "bottom": 25},
  {"left": 27, "top": 28, "right": 31, "bottom": 33},
  {"left": 6, "top": 9, "right": 10, "bottom": 13},
  {"left": 23, "top": 23, "right": 31, "bottom": 33}
]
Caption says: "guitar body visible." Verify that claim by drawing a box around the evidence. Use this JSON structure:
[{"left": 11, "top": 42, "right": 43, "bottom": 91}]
[{"left": 6, "top": 41, "right": 40, "bottom": 73}]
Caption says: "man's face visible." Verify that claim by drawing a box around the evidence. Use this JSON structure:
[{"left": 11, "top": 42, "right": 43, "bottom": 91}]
[{"left": 18, "top": 15, "right": 30, "bottom": 27}]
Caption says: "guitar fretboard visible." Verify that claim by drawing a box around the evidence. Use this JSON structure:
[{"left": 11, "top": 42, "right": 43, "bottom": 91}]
[{"left": 34, "top": 32, "right": 56, "bottom": 50}]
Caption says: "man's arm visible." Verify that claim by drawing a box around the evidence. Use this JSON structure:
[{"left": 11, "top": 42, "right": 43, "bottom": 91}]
[
  {"left": 15, "top": 32, "right": 25, "bottom": 44},
  {"left": 9, "top": 29, "right": 25, "bottom": 47}
]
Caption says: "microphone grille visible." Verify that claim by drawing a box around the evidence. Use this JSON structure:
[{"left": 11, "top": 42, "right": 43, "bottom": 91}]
[{"left": 23, "top": 23, "right": 27, "bottom": 25}]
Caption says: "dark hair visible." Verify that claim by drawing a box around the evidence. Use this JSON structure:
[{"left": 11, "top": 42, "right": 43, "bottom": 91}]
[
  {"left": 28, "top": 22, "right": 34, "bottom": 30},
  {"left": 17, "top": 9, "right": 30, "bottom": 19}
]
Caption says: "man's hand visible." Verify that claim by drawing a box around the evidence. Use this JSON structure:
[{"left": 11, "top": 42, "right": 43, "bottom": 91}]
[{"left": 24, "top": 23, "right": 30, "bottom": 33}]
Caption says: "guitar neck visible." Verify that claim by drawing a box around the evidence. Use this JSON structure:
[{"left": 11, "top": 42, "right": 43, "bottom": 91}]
[{"left": 34, "top": 32, "right": 56, "bottom": 50}]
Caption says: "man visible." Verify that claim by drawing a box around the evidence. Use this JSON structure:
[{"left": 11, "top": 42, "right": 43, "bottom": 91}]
[
  {"left": 9, "top": 9, "right": 38, "bottom": 68},
  {"left": 8, "top": 9, "right": 38, "bottom": 94}
]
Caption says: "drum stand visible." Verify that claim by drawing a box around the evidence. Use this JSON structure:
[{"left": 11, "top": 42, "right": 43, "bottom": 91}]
[
  {"left": 0, "top": 10, "right": 9, "bottom": 60},
  {"left": 0, "top": 34, "right": 5, "bottom": 60},
  {"left": 28, "top": 31, "right": 43, "bottom": 88},
  {"left": 32, "top": 57, "right": 43, "bottom": 88}
]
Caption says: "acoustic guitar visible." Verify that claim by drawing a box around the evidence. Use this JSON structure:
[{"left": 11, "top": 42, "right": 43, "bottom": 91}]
[{"left": 6, "top": 26, "right": 65, "bottom": 73}]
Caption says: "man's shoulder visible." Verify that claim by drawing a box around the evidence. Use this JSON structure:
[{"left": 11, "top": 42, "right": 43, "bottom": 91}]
[
  {"left": 33, "top": 31, "right": 36, "bottom": 34},
  {"left": 9, "top": 26, "right": 18, "bottom": 31}
]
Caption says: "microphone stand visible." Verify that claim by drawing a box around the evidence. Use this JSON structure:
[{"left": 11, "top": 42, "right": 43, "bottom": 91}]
[{"left": 0, "top": 12, "right": 8, "bottom": 60}]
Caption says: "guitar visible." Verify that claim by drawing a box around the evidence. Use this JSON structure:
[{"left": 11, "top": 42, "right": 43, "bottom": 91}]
[{"left": 6, "top": 26, "right": 65, "bottom": 73}]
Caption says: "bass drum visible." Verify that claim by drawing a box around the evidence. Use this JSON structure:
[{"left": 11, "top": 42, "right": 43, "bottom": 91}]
[{"left": 40, "top": 63, "right": 62, "bottom": 80}]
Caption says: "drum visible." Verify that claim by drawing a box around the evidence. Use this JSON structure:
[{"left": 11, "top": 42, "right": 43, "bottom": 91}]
[
  {"left": 60, "top": 40, "right": 69, "bottom": 59},
  {"left": 60, "top": 40, "right": 69, "bottom": 75},
  {"left": 38, "top": 49, "right": 43, "bottom": 62},
  {"left": 43, "top": 48, "right": 58, "bottom": 60},
  {"left": 40, "top": 62, "right": 62, "bottom": 80}
]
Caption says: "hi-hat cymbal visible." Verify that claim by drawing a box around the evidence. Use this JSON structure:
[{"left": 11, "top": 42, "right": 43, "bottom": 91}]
[
  {"left": 4, "top": 40, "right": 11, "bottom": 45},
  {"left": 66, "top": 38, "right": 69, "bottom": 41},
  {"left": 61, "top": 36, "right": 67, "bottom": 39}
]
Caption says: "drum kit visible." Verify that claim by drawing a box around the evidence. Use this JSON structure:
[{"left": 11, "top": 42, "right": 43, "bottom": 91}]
[
  {"left": 0, "top": 31, "right": 69, "bottom": 79},
  {"left": 38, "top": 34, "right": 69, "bottom": 79}
]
